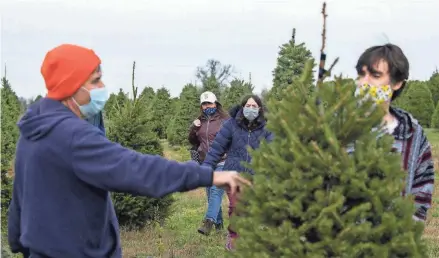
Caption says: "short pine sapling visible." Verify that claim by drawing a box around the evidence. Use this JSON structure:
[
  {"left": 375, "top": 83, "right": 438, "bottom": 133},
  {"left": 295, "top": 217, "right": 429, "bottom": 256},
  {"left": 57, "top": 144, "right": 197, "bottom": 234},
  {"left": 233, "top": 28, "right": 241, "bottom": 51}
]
[{"left": 229, "top": 60, "right": 427, "bottom": 258}]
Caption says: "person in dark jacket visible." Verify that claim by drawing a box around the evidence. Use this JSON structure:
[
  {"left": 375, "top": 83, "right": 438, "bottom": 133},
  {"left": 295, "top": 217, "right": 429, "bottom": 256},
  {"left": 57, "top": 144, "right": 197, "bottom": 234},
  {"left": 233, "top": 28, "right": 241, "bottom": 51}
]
[
  {"left": 7, "top": 44, "right": 250, "bottom": 258},
  {"left": 202, "top": 94, "right": 273, "bottom": 251},
  {"left": 85, "top": 110, "right": 105, "bottom": 135},
  {"left": 188, "top": 91, "right": 230, "bottom": 235}
]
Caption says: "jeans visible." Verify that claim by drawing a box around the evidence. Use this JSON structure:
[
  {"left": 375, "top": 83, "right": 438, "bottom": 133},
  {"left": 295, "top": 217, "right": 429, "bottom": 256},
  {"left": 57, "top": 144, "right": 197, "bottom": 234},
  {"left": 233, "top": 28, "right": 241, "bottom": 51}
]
[{"left": 204, "top": 164, "right": 224, "bottom": 224}]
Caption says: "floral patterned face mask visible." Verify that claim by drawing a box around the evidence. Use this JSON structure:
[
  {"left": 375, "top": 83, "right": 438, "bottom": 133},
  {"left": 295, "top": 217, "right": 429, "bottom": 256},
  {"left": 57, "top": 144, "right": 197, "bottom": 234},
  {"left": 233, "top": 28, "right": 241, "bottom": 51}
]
[{"left": 354, "top": 83, "right": 393, "bottom": 105}]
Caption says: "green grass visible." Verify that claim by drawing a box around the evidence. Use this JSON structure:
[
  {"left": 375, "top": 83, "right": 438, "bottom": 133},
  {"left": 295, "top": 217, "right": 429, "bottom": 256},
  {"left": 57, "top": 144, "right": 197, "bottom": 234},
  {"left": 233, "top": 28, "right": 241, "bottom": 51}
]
[
  {"left": 425, "top": 128, "right": 439, "bottom": 144},
  {"left": 121, "top": 191, "right": 229, "bottom": 258},
  {"left": 424, "top": 128, "right": 439, "bottom": 258},
  {"left": 120, "top": 140, "right": 229, "bottom": 257}
]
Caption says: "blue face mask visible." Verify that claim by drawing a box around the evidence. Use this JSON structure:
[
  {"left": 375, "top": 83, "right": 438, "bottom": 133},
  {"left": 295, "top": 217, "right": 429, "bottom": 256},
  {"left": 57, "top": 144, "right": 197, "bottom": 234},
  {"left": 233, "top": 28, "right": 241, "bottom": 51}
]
[
  {"left": 243, "top": 107, "right": 259, "bottom": 121},
  {"left": 203, "top": 107, "right": 217, "bottom": 116},
  {"left": 74, "top": 87, "right": 109, "bottom": 118}
]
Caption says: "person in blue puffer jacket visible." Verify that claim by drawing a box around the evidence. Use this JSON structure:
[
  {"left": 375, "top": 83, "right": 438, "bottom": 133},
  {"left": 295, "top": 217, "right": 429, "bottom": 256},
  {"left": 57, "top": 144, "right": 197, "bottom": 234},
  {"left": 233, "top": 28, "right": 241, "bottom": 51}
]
[{"left": 202, "top": 94, "right": 273, "bottom": 251}]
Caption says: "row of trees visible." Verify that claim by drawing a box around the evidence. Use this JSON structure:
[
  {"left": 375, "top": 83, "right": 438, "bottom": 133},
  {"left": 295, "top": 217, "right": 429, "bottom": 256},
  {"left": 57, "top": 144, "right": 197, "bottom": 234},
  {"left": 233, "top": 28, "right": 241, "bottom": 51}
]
[{"left": 1, "top": 27, "right": 438, "bottom": 253}]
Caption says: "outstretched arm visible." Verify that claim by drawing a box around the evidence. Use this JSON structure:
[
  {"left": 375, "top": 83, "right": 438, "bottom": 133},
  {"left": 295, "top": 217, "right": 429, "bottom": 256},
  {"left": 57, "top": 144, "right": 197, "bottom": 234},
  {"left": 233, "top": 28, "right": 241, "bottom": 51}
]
[
  {"left": 202, "top": 120, "right": 234, "bottom": 169},
  {"left": 71, "top": 126, "right": 213, "bottom": 198}
]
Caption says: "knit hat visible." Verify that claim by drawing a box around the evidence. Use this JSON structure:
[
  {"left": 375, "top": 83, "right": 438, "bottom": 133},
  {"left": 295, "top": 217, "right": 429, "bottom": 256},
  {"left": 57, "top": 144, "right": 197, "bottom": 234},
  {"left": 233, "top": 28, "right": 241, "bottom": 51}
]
[{"left": 41, "top": 44, "right": 101, "bottom": 100}]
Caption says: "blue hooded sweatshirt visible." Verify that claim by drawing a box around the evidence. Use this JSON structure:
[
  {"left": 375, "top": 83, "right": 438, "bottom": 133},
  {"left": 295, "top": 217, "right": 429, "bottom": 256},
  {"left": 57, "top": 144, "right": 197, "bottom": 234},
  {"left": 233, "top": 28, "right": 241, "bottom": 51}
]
[{"left": 8, "top": 98, "right": 213, "bottom": 258}]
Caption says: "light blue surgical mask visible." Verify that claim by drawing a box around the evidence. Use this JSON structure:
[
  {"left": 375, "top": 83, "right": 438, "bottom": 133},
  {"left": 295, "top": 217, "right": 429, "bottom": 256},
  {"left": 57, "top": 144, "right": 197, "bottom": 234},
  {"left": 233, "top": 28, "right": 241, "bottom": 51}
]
[
  {"left": 74, "top": 87, "right": 109, "bottom": 118},
  {"left": 243, "top": 107, "right": 259, "bottom": 121}
]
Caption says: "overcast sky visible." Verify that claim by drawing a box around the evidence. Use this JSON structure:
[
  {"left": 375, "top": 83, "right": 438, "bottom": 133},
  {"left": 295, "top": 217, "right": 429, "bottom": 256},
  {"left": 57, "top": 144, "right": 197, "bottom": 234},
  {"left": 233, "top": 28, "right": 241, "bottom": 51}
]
[{"left": 1, "top": 0, "right": 438, "bottom": 99}]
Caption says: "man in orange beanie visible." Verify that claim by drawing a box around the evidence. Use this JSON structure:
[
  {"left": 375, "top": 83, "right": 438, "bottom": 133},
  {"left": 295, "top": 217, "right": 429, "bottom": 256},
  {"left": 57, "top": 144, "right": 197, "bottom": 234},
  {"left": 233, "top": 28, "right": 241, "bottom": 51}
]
[{"left": 8, "top": 44, "right": 250, "bottom": 258}]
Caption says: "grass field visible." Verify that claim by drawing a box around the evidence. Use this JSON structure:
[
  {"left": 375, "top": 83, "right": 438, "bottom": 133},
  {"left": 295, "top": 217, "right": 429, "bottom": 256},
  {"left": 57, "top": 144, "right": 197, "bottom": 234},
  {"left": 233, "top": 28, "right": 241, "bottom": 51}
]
[
  {"left": 121, "top": 131, "right": 439, "bottom": 258},
  {"left": 424, "top": 129, "right": 439, "bottom": 257}
]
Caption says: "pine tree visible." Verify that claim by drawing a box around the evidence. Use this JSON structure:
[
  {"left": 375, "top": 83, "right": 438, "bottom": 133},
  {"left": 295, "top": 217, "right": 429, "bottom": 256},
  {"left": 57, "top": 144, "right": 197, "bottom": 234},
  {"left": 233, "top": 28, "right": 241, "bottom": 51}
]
[
  {"left": 431, "top": 102, "right": 439, "bottom": 129},
  {"left": 428, "top": 68, "right": 439, "bottom": 106},
  {"left": 150, "top": 87, "right": 172, "bottom": 139},
  {"left": 260, "top": 88, "right": 270, "bottom": 102},
  {"left": 230, "top": 60, "right": 427, "bottom": 257},
  {"left": 107, "top": 65, "right": 173, "bottom": 230},
  {"left": 104, "top": 88, "right": 129, "bottom": 118},
  {"left": 268, "top": 28, "right": 314, "bottom": 101},
  {"left": 1, "top": 76, "right": 21, "bottom": 247},
  {"left": 167, "top": 83, "right": 199, "bottom": 146},
  {"left": 222, "top": 79, "right": 254, "bottom": 110},
  {"left": 396, "top": 81, "right": 435, "bottom": 127},
  {"left": 139, "top": 86, "right": 156, "bottom": 104}
]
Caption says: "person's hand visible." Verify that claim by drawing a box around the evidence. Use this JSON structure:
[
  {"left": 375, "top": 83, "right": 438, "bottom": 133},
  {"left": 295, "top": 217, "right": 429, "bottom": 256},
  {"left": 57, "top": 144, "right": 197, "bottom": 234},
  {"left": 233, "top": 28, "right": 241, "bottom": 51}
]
[
  {"left": 213, "top": 171, "right": 252, "bottom": 196},
  {"left": 193, "top": 119, "right": 201, "bottom": 127}
]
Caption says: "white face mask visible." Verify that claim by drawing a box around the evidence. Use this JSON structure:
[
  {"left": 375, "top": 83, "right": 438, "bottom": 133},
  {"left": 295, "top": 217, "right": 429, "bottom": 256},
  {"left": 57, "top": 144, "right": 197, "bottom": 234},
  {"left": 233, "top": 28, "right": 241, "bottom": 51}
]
[{"left": 243, "top": 107, "right": 259, "bottom": 121}]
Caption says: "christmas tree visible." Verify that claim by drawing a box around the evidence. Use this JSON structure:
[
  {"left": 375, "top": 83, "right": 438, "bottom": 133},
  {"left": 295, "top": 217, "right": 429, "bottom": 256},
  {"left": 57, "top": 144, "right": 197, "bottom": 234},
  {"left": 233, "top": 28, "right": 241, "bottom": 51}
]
[
  {"left": 107, "top": 62, "right": 173, "bottom": 230},
  {"left": 167, "top": 83, "right": 200, "bottom": 146},
  {"left": 428, "top": 68, "right": 439, "bottom": 105},
  {"left": 395, "top": 80, "right": 434, "bottom": 128},
  {"left": 221, "top": 78, "right": 254, "bottom": 110},
  {"left": 431, "top": 102, "right": 439, "bottom": 129},
  {"left": 268, "top": 28, "right": 315, "bottom": 102},
  {"left": 229, "top": 59, "right": 427, "bottom": 257}
]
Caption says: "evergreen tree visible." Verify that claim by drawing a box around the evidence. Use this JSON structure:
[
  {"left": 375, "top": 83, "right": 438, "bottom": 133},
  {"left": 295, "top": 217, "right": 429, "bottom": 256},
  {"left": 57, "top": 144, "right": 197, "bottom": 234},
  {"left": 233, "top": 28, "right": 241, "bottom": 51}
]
[
  {"left": 139, "top": 86, "right": 156, "bottom": 103},
  {"left": 230, "top": 60, "right": 427, "bottom": 257},
  {"left": 431, "top": 102, "right": 439, "bottom": 129},
  {"left": 268, "top": 28, "right": 314, "bottom": 101},
  {"left": 138, "top": 86, "right": 156, "bottom": 112},
  {"left": 169, "top": 97, "right": 180, "bottom": 114},
  {"left": 167, "top": 84, "right": 200, "bottom": 146},
  {"left": 428, "top": 68, "right": 439, "bottom": 105},
  {"left": 1, "top": 76, "right": 21, "bottom": 246},
  {"left": 107, "top": 68, "right": 173, "bottom": 230},
  {"left": 260, "top": 88, "right": 270, "bottom": 102},
  {"left": 396, "top": 81, "right": 435, "bottom": 127},
  {"left": 104, "top": 88, "right": 129, "bottom": 118},
  {"left": 222, "top": 79, "right": 254, "bottom": 110},
  {"left": 150, "top": 87, "right": 172, "bottom": 139}
]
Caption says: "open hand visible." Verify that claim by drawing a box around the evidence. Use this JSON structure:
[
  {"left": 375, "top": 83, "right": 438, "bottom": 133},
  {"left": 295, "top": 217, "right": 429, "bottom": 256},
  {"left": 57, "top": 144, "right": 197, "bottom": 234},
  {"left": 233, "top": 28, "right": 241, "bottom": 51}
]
[{"left": 212, "top": 171, "right": 252, "bottom": 196}]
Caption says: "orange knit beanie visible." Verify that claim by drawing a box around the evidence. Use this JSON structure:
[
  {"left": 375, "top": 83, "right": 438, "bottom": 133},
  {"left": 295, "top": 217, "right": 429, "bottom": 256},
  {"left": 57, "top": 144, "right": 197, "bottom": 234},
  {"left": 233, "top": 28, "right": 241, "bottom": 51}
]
[{"left": 41, "top": 44, "right": 101, "bottom": 100}]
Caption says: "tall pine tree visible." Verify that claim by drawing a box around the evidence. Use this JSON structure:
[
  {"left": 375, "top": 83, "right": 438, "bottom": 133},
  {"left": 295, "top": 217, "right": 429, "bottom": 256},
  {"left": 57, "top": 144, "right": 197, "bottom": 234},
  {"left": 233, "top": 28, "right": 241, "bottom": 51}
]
[
  {"left": 139, "top": 86, "right": 156, "bottom": 103},
  {"left": 396, "top": 80, "right": 434, "bottom": 128},
  {"left": 107, "top": 64, "right": 173, "bottom": 230},
  {"left": 268, "top": 28, "right": 314, "bottom": 101},
  {"left": 230, "top": 60, "right": 427, "bottom": 257},
  {"left": 150, "top": 87, "right": 172, "bottom": 139},
  {"left": 222, "top": 79, "right": 254, "bottom": 110},
  {"left": 428, "top": 68, "right": 439, "bottom": 106},
  {"left": 167, "top": 83, "right": 200, "bottom": 146},
  {"left": 1, "top": 76, "right": 22, "bottom": 251}
]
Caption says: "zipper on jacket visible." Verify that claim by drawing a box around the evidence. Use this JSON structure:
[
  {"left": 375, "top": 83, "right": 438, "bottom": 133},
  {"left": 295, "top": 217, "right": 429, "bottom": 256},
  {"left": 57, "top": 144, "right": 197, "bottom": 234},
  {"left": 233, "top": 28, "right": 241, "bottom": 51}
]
[
  {"left": 245, "top": 130, "right": 251, "bottom": 173},
  {"left": 206, "top": 118, "right": 211, "bottom": 148}
]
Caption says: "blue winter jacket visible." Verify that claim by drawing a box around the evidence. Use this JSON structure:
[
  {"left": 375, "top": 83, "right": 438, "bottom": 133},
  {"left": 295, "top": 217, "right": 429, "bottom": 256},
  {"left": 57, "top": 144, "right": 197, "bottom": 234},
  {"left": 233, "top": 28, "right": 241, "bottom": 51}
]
[{"left": 202, "top": 105, "right": 273, "bottom": 175}]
